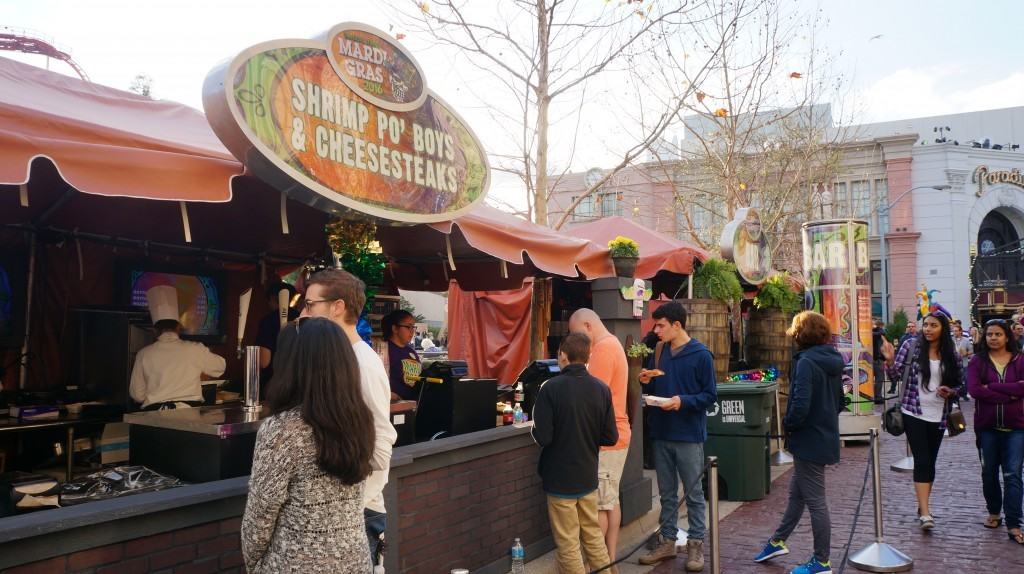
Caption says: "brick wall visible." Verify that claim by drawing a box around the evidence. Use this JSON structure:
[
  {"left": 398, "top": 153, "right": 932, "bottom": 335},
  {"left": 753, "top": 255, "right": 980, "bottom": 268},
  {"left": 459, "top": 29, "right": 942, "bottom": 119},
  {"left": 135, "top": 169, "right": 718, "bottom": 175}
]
[
  {"left": 391, "top": 441, "right": 551, "bottom": 573},
  {"left": 0, "top": 518, "right": 243, "bottom": 574}
]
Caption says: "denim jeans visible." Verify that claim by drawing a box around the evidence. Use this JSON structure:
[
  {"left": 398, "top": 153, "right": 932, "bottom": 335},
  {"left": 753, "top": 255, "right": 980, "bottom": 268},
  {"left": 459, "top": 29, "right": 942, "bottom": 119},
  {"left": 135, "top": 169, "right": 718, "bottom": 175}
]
[
  {"left": 977, "top": 429, "right": 1024, "bottom": 530},
  {"left": 653, "top": 440, "right": 706, "bottom": 540},
  {"left": 772, "top": 457, "right": 831, "bottom": 562},
  {"left": 364, "top": 509, "right": 386, "bottom": 566}
]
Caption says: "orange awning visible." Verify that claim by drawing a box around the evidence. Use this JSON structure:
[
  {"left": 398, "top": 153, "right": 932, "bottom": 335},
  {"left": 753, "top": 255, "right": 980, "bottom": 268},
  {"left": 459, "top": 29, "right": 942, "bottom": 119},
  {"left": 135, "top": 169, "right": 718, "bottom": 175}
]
[
  {"left": 378, "top": 205, "right": 614, "bottom": 291},
  {"left": 564, "top": 215, "right": 709, "bottom": 277},
  {"left": 0, "top": 56, "right": 241, "bottom": 202}
]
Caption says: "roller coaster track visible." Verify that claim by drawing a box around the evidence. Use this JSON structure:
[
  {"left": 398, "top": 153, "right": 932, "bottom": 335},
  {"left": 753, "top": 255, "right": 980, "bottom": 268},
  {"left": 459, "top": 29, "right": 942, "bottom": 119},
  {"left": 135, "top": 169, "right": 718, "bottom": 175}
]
[{"left": 0, "top": 26, "right": 89, "bottom": 81}]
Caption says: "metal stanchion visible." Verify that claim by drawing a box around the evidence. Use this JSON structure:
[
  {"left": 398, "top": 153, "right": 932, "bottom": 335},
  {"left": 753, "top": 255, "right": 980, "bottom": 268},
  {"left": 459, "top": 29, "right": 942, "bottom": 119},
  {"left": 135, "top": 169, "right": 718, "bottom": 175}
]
[
  {"left": 890, "top": 439, "right": 914, "bottom": 473},
  {"left": 707, "top": 456, "right": 721, "bottom": 574},
  {"left": 771, "top": 388, "right": 793, "bottom": 466},
  {"left": 848, "top": 428, "right": 913, "bottom": 572}
]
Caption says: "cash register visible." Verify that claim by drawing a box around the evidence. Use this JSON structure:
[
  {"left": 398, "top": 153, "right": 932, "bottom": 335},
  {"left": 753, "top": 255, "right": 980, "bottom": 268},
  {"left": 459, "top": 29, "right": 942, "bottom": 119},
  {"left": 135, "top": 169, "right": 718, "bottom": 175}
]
[
  {"left": 512, "top": 359, "right": 561, "bottom": 415},
  {"left": 414, "top": 360, "right": 497, "bottom": 440}
]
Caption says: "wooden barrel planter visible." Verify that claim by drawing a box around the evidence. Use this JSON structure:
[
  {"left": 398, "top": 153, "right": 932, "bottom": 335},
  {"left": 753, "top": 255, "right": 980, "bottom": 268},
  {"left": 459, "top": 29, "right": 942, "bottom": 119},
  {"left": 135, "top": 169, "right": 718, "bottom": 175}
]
[
  {"left": 748, "top": 308, "right": 794, "bottom": 417},
  {"left": 748, "top": 309, "right": 795, "bottom": 379},
  {"left": 681, "top": 299, "right": 731, "bottom": 381}
]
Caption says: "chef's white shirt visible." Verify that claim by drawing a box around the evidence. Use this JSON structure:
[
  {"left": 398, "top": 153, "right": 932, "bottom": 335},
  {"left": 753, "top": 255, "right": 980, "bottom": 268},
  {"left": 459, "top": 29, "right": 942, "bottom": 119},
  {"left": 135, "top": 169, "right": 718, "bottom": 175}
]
[
  {"left": 353, "top": 340, "right": 398, "bottom": 514},
  {"left": 129, "top": 332, "right": 226, "bottom": 408}
]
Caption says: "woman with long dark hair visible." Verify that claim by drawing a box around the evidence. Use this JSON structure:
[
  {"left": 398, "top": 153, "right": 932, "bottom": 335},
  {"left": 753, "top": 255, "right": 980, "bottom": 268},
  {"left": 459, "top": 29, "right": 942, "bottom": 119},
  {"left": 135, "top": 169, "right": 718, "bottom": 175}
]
[
  {"left": 966, "top": 319, "right": 1024, "bottom": 545},
  {"left": 888, "top": 312, "right": 962, "bottom": 531},
  {"left": 242, "top": 318, "right": 375, "bottom": 572}
]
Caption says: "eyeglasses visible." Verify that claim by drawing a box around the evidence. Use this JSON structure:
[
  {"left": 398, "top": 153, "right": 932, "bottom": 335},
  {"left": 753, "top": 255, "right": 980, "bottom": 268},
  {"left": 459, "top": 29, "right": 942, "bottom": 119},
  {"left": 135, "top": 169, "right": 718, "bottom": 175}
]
[
  {"left": 397, "top": 324, "right": 416, "bottom": 330},
  {"left": 986, "top": 319, "right": 1008, "bottom": 326},
  {"left": 303, "top": 298, "right": 338, "bottom": 311}
]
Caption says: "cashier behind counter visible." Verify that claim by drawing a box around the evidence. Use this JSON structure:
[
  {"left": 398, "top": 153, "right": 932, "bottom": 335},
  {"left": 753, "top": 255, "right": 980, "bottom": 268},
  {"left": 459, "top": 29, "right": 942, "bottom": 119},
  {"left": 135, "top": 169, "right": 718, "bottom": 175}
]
[
  {"left": 382, "top": 309, "right": 422, "bottom": 401},
  {"left": 129, "top": 285, "right": 226, "bottom": 410}
]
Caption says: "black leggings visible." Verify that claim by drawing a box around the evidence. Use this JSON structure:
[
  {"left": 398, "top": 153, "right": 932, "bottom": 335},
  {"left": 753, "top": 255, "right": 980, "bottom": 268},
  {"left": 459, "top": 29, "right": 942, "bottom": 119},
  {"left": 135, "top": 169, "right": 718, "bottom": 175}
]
[{"left": 904, "top": 414, "right": 944, "bottom": 483}]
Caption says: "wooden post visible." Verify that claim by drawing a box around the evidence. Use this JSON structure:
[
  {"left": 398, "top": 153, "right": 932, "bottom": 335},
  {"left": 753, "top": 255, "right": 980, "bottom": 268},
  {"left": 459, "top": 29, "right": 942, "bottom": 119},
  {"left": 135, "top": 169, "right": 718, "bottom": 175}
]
[{"left": 529, "top": 278, "right": 552, "bottom": 360}]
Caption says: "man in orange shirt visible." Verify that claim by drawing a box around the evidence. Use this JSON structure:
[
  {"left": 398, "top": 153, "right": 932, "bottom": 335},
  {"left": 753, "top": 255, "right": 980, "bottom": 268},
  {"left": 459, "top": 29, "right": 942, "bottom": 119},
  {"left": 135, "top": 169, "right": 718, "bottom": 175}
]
[{"left": 570, "top": 308, "right": 631, "bottom": 571}]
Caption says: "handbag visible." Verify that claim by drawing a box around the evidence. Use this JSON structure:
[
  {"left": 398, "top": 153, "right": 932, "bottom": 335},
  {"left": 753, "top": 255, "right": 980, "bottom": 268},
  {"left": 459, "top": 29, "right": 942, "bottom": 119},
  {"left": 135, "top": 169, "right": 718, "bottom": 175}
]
[
  {"left": 945, "top": 399, "right": 967, "bottom": 437},
  {"left": 882, "top": 338, "right": 918, "bottom": 437},
  {"left": 882, "top": 403, "right": 904, "bottom": 436}
]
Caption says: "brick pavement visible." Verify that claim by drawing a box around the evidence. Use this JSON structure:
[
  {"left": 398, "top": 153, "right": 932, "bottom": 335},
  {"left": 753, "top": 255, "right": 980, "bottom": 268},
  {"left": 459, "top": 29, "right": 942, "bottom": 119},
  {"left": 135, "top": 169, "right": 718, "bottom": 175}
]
[{"left": 651, "top": 402, "right": 1024, "bottom": 573}]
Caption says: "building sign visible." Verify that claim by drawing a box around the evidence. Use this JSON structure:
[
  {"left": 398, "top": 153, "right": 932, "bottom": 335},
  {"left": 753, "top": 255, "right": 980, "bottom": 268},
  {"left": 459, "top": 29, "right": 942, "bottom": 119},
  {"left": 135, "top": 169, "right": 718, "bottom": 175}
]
[
  {"left": 720, "top": 207, "right": 772, "bottom": 285},
  {"left": 973, "top": 166, "right": 1024, "bottom": 197},
  {"left": 802, "top": 219, "right": 873, "bottom": 413},
  {"left": 203, "top": 22, "right": 489, "bottom": 223}
]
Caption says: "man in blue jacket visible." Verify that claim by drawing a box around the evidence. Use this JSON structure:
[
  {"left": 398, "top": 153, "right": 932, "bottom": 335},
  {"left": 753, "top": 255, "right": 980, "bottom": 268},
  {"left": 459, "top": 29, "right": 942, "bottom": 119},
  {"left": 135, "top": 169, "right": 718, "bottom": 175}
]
[{"left": 637, "top": 301, "right": 717, "bottom": 572}]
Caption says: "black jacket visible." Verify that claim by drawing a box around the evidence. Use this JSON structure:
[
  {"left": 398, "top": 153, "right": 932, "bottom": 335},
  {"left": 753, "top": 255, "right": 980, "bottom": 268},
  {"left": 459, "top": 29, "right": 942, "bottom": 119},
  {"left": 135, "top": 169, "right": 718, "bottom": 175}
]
[
  {"left": 784, "top": 344, "right": 845, "bottom": 465},
  {"left": 531, "top": 363, "right": 618, "bottom": 495}
]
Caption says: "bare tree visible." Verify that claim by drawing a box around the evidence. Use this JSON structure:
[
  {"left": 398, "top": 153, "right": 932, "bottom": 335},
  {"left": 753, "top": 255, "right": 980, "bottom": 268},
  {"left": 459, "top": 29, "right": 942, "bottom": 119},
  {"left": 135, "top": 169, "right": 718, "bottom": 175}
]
[
  {"left": 384, "top": 0, "right": 731, "bottom": 226},
  {"left": 128, "top": 73, "right": 154, "bottom": 97},
  {"left": 613, "top": 0, "right": 855, "bottom": 269}
]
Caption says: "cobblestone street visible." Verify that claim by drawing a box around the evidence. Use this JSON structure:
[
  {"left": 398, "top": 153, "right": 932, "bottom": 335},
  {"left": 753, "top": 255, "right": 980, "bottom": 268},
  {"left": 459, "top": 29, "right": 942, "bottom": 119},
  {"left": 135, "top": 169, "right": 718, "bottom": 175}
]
[{"left": 651, "top": 402, "right": 1024, "bottom": 573}]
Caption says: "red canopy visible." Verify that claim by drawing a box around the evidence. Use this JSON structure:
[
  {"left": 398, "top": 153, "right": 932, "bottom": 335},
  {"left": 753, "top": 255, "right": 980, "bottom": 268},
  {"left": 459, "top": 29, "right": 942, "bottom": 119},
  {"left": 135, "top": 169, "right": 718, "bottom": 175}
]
[
  {"left": 0, "top": 56, "right": 240, "bottom": 203},
  {"left": 378, "top": 205, "right": 614, "bottom": 291},
  {"left": 564, "top": 216, "right": 709, "bottom": 277}
]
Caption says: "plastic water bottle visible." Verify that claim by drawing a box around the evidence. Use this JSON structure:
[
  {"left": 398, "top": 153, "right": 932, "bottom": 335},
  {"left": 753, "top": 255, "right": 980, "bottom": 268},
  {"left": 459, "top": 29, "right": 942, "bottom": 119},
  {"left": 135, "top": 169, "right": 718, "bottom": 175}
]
[
  {"left": 511, "top": 538, "right": 525, "bottom": 573},
  {"left": 513, "top": 403, "right": 524, "bottom": 424}
]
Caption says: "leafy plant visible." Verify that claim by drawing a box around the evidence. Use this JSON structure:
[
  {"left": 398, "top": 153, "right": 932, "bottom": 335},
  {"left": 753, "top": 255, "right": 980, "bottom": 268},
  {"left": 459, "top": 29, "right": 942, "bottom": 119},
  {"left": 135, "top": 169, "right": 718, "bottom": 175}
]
[
  {"left": 692, "top": 257, "right": 743, "bottom": 304},
  {"left": 885, "top": 307, "right": 909, "bottom": 344},
  {"left": 753, "top": 273, "right": 802, "bottom": 314},
  {"left": 627, "top": 342, "right": 653, "bottom": 358},
  {"left": 400, "top": 296, "right": 426, "bottom": 323},
  {"left": 607, "top": 235, "right": 640, "bottom": 258}
]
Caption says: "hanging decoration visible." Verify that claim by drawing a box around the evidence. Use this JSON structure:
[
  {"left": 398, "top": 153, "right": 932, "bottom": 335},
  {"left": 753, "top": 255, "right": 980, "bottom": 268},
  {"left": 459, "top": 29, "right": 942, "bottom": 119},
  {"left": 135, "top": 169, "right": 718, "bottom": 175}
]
[{"left": 726, "top": 366, "right": 780, "bottom": 383}]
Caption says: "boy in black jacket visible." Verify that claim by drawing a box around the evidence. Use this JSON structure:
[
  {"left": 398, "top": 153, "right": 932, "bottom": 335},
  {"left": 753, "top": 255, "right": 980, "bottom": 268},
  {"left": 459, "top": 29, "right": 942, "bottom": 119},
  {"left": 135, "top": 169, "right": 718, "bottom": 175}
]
[{"left": 532, "top": 333, "right": 618, "bottom": 574}]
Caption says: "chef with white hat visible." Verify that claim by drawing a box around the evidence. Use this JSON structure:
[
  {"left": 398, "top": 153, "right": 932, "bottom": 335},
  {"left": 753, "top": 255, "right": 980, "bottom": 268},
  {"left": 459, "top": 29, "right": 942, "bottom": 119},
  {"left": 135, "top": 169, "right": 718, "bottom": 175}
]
[{"left": 129, "top": 285, "right": 226, "bottom": 410}]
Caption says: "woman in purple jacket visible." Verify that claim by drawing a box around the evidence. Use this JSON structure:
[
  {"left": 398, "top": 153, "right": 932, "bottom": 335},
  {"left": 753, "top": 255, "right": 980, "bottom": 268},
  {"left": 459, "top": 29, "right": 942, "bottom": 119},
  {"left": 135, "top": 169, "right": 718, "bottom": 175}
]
[{"left": 966, "top": 319, "right": 1024, "bottom": 545}]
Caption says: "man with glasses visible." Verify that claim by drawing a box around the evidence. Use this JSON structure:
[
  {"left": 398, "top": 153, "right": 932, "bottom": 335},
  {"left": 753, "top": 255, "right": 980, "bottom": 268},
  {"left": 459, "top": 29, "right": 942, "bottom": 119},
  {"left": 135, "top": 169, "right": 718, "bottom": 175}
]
[
  {"left": 300, "top": 269, "right": 397, "bottom": 569},
  {"left": 382, "top": 309, "right": 422, "bottom": 401}
]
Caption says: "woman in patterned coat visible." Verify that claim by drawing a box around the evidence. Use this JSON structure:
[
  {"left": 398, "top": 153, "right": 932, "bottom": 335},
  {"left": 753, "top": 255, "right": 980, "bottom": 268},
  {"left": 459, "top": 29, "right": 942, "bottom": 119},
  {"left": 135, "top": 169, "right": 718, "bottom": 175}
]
[{"left": 242, "top": 317, "right": 375, "bottom": 572}]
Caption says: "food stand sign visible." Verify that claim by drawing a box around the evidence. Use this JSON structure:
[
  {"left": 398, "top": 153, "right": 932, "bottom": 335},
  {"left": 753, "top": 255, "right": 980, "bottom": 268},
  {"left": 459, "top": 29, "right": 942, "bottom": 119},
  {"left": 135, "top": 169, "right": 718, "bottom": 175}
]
[
  {"left": 720, "top": 207, "right": 772, "bottom": 285},
  {"left": 801, "top": 219, "right": 873, "bottom": 413},
  {"left": 203, "top": 23, "right": 489, "bottom": 223}
]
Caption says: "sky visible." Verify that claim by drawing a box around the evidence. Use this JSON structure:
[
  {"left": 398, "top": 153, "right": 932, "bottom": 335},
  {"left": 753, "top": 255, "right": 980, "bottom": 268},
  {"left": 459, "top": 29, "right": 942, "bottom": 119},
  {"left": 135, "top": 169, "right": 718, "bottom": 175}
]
[{"left": 2, "top": 0, "right": 1023, "bottom": 212}]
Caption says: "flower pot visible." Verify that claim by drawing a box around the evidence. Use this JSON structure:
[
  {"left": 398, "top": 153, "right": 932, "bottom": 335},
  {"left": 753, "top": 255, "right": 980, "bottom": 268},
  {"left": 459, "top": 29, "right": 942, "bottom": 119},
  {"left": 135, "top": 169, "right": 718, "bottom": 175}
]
[{"left": 612, "top": 256, "right": 638, "bottom": 278}]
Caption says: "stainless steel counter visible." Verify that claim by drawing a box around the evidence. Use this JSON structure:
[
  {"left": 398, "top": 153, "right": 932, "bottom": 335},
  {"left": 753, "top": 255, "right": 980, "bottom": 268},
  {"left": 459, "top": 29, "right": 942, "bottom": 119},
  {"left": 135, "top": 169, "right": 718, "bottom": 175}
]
[{"left": 123, "top": 404, "right": 268, "bottom": 438}]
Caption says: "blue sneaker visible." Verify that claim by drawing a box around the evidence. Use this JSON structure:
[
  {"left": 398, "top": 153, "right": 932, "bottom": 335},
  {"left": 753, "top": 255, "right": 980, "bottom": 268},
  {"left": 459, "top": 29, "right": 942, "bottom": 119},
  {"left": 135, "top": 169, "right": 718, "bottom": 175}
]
[
  {"left": 789, "top": 557, "right": 832, "bottom": 574},
  {"left": 754, "top": 539, "right": 789, "bottom": 562}
]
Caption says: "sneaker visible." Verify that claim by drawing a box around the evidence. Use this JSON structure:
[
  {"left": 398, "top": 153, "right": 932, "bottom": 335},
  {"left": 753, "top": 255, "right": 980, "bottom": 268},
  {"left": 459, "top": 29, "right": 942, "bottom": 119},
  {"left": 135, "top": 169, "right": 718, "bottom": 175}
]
[
  {"left": 790, "top": 557, "right": 832, "bottom": 574},
  {"left": 638, "top": 534, "right": 679, "bottom": 565},
  {"left": 919, "top": 515, "right": 935, "bottom": 530},
  {"left": 754, "top": 539, "right": 789, "bottom": 562}
]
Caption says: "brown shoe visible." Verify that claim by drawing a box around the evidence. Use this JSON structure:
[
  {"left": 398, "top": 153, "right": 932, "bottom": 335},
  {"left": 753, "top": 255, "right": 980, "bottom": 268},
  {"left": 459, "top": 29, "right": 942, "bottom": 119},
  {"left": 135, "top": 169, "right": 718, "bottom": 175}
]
[
  {"left": 637, "top": 535, "right": 679, "bottom": 565},
  {"left": 685, "top": 539, "right": 704, "bottom": 572}
]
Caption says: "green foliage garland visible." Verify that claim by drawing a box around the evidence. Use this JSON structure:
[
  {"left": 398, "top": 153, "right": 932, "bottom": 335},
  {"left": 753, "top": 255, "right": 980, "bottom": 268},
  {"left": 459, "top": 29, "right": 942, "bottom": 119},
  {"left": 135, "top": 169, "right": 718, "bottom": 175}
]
[
  {"left": 753, "top": 273, "right": 802, "bottom": 314},
  {"left": 692, "top": 258, "right": 743, "bottom": 304}
]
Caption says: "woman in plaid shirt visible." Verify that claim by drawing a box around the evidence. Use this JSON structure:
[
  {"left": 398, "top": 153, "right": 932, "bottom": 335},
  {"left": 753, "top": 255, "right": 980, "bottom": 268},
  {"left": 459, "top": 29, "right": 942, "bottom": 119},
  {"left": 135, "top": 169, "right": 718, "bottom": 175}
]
[{"left": 885, "top": 312, "right": 962, "bottom": 531}]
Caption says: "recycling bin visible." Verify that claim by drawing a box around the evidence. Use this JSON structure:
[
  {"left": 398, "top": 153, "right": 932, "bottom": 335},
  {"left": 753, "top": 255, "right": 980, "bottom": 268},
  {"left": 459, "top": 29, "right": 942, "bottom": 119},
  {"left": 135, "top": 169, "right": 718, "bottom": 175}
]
[{"left": 704, "top": 381, "right": 777, "bottom": 501}]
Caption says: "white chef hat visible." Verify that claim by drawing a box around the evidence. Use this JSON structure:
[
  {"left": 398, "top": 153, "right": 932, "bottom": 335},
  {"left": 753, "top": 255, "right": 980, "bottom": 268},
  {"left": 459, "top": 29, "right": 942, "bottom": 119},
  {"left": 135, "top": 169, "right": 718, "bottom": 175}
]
[{"left": 145, "top": 285, "right": 180, "bottom": 324}]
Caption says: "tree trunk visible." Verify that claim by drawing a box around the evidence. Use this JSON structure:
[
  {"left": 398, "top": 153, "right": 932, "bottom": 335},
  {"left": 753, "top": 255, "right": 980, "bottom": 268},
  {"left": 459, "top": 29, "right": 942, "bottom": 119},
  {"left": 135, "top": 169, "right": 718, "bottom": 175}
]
[
  {"left": 529, "top": 278, "right": 552, "bottom": 360},
  {"left": 533, "top": 0, "right": 550, "bottom": 226}
]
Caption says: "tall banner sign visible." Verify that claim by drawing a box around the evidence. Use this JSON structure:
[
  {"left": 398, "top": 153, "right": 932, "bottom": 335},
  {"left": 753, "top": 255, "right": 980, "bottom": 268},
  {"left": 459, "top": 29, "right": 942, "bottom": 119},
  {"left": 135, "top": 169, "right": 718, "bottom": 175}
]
[
  {"left": 203, "top": 22, "right": 489, "bottom": 223},
  {"left": 802, "top": 219, "right": 873, "bottom": 414}
]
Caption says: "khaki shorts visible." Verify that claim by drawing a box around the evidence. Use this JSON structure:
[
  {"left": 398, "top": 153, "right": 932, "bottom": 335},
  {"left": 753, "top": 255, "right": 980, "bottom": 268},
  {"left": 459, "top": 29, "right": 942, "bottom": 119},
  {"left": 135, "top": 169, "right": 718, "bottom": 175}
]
[{"left": 597, "top": 448, "right": 629, "bottom": 510}]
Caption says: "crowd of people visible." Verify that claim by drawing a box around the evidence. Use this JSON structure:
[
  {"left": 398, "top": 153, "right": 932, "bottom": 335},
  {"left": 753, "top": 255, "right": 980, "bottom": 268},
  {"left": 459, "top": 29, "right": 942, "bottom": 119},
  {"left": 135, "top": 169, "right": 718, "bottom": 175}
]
[
  {"left": 234, "top": 269, "right": 1024, "bottom": 572},
  {"left": 872, "top": 312, "right": 1024, "bottom": 545}
]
